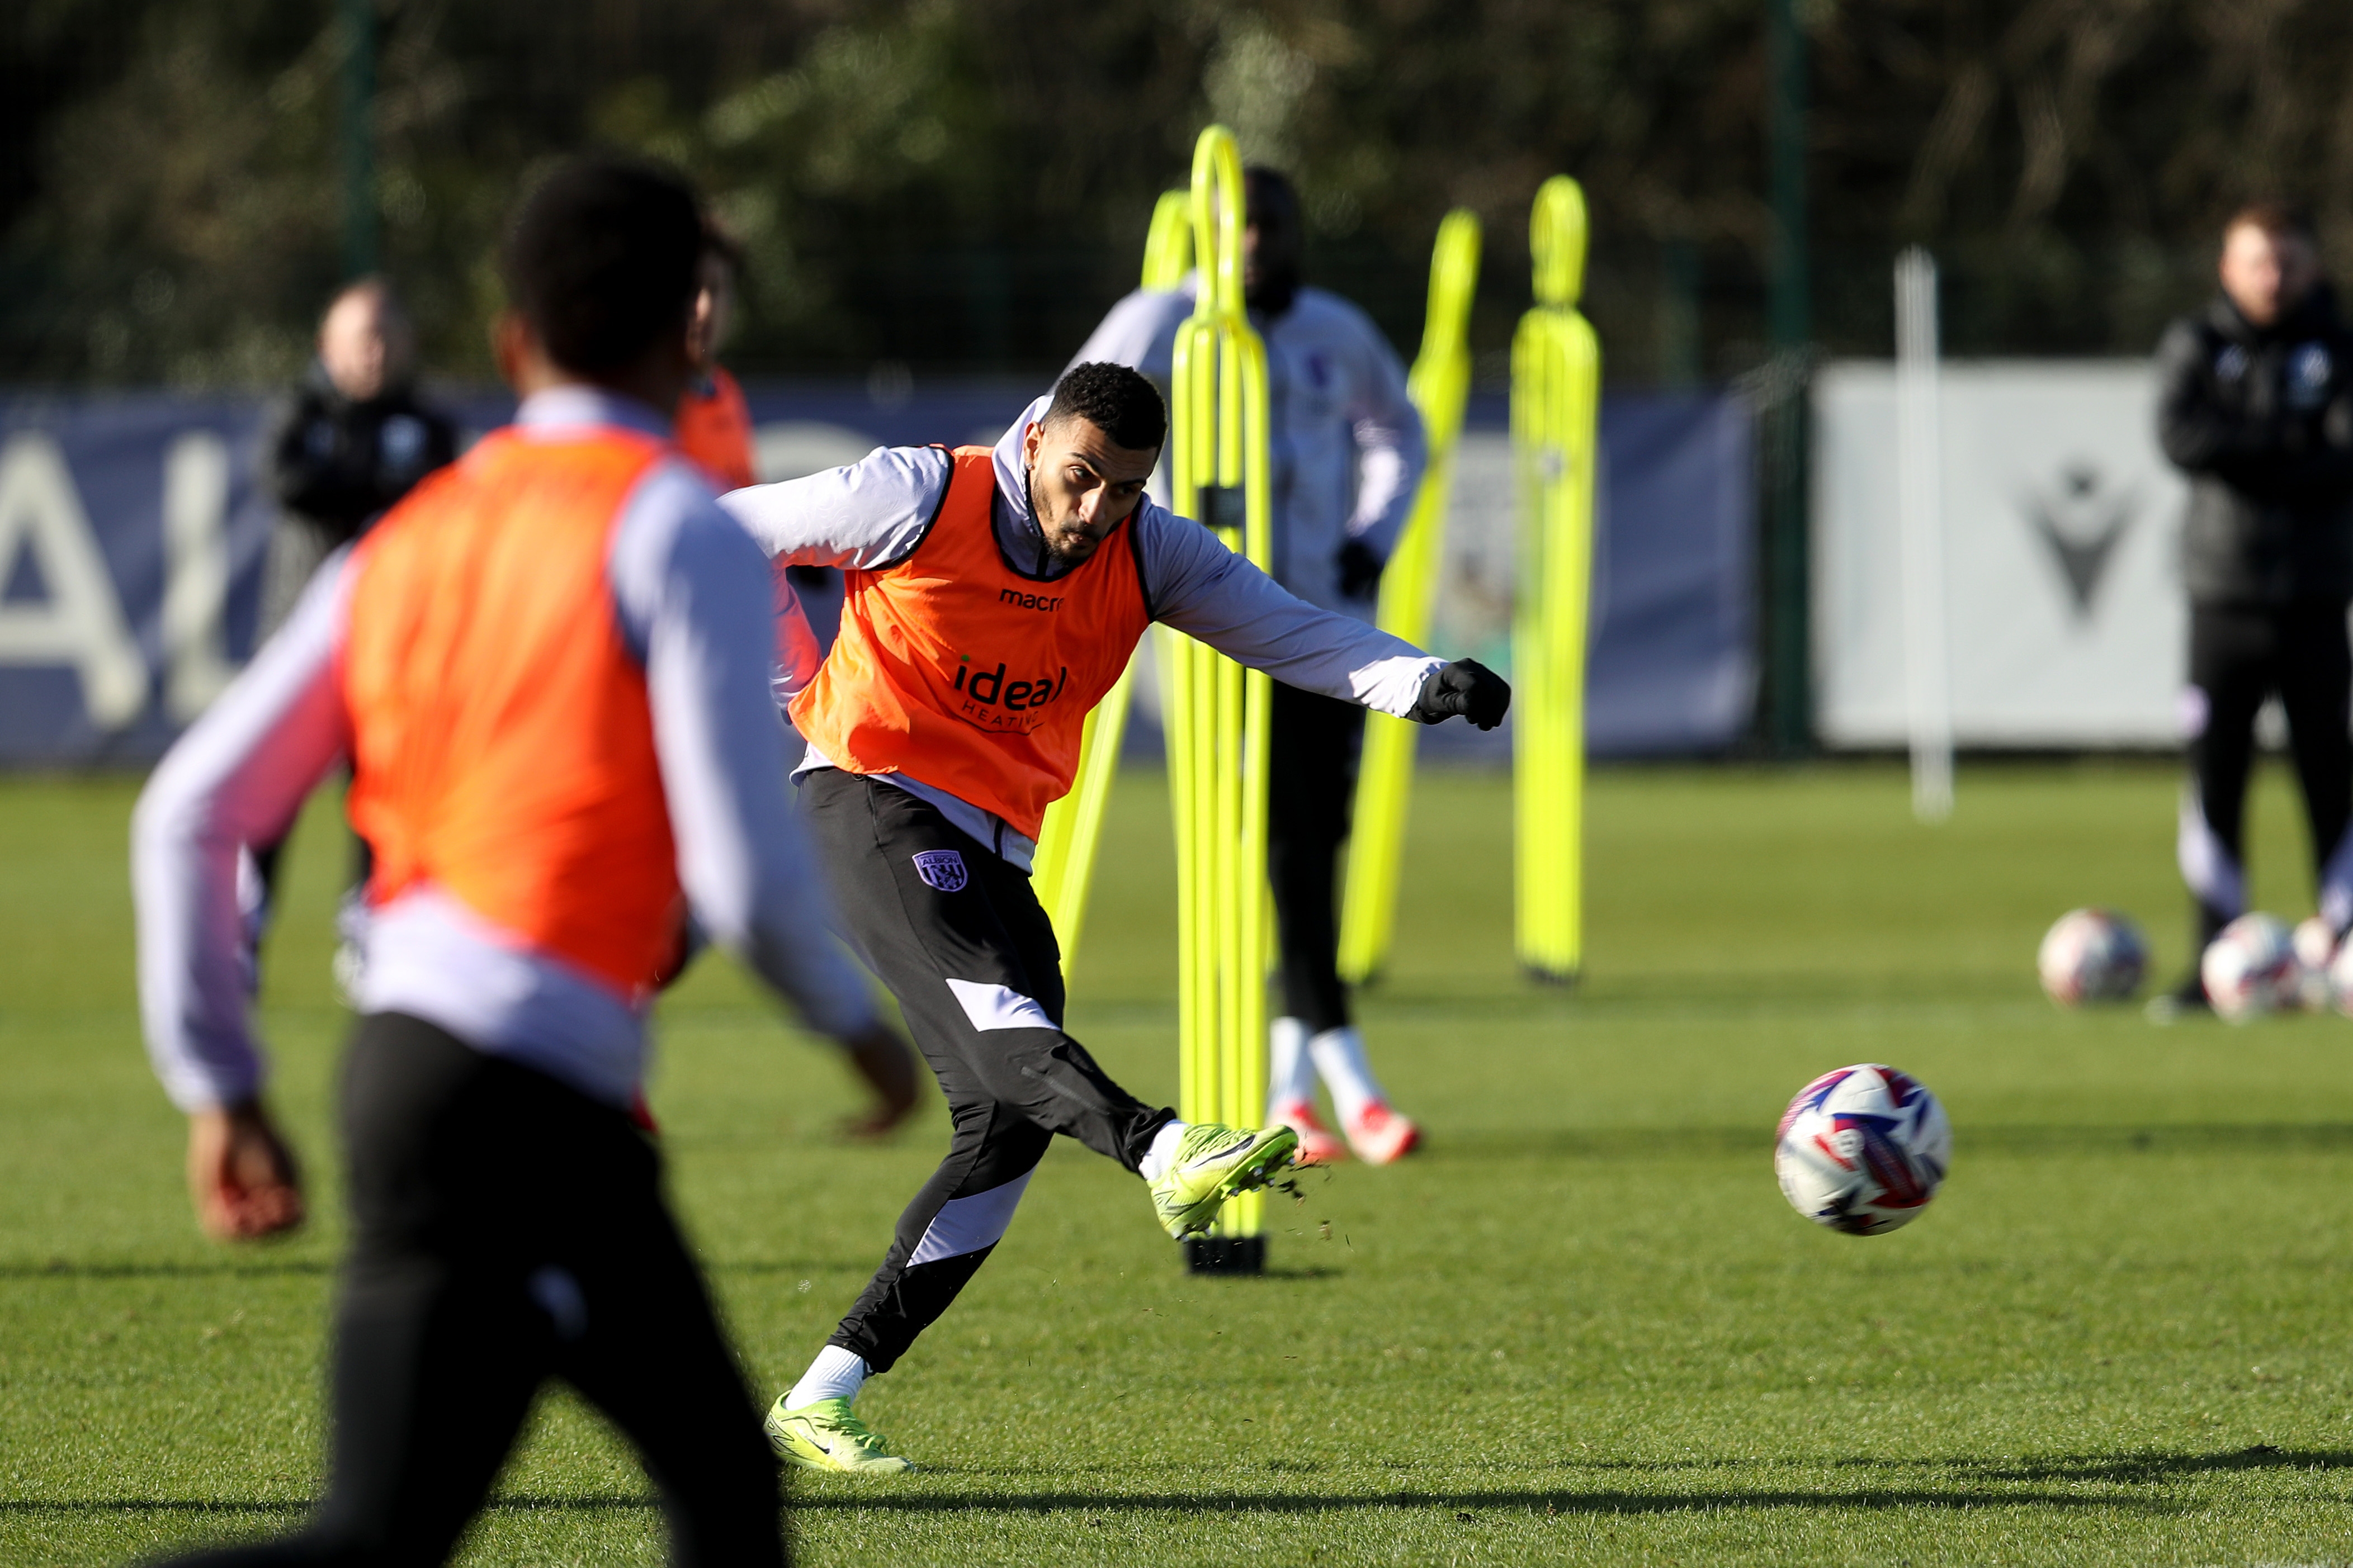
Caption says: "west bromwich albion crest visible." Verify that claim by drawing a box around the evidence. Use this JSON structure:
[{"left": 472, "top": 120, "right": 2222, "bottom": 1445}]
[{"left": 912, "top": 849, "right": 968, "bottom": 892}]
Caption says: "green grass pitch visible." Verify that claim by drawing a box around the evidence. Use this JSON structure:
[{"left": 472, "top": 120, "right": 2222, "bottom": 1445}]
[{"left": 8, "top": 759, "right": 2353, "bottom": 1565}]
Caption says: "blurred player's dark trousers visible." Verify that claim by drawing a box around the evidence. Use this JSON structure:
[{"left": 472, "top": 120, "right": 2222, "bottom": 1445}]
[
  {"left": 796, "top": 768, "right": 1171, "bottom": 1375},
  {"left": 1269, "top": 683, "right": 1368, "bottom": 1031},
  {"left": 2185, "top": 600, "right": 2353, "bottom": 944},
  {"left": 156, "top": 1013, "right": 785, "bottom": 1568}
]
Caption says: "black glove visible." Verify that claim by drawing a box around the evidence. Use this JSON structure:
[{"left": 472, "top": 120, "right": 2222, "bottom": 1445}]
[
  {"left": 1413, "top": 659, "right": 1510, "bottom": 731},
  {"left": 1337, "top": 538, "right": 1386, "bottom": 601}
]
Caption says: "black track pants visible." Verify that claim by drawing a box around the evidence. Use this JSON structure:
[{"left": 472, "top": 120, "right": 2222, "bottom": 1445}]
[
  {"left": 1268, "top": 683, "right": 1368, "bottom": 1032},
  {"left": 797, "top": 769, "right": 1173, "bottom": 1375},
  {"left": 2182, "top": 600, "right": 2353, "bottom": 945},
  {"left": 157, "top": 1013, "right": 785, "bottom": 1568}
]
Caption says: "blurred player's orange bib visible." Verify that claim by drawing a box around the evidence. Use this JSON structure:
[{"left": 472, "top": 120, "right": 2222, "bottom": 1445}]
[
  {"left": 793, "top": 446, "right": 1150, "bottom": 840},
  {"left": 342, "top": 427, "right": 683, "bottom": 997},
  {"left": 674, "top": 364, "right": 755, "bottom": 490}
]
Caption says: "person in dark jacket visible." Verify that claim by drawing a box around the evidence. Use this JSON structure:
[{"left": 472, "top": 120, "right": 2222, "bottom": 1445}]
[
  {"left": 259, "top": 277, "right": 459, "bottom": 639},
  {"left": 2153, "top": 202, "right": 2353, "bottom": 1014},
  {"left": 249, "top": 279, "right": 457, "bottom": 984}
]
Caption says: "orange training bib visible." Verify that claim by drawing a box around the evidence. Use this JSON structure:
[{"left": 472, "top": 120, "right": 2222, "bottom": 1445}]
[
  {"left": 791, "top": 447, "right": 1151, "bottom": 841},
  {"left": 341, "top": 427, "right": 684, "bottom": 996}
]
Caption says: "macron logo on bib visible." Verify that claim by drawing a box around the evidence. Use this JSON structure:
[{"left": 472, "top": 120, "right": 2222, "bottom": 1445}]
[{"left": 913, "top": 849, "right": 968, "bottom": 892}]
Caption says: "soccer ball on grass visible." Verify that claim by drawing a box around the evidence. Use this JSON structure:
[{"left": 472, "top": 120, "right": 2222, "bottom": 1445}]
[
  {"left": 2201, "top": 913, "right": 2299, "bottom": 1022},
  {"left": 2035, "top": 908, "right": 2147, "bottom": 1006},
  {"left": 1774, "top": 1064, "right": 1951, "bottom": 1237}
]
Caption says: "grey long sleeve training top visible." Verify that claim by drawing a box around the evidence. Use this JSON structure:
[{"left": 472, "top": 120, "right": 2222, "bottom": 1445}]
[{"left": 133, "top": 387, "right": 875, "bottom": 1114}]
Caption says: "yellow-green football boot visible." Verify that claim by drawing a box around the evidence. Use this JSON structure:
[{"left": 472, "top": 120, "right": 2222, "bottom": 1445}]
[
  {"left": 764, "top": 1395, "right": 914, "bottom": 1475},
  {"left": 1147, "top": 1122, "right": 1300, "bottom": 1238}
]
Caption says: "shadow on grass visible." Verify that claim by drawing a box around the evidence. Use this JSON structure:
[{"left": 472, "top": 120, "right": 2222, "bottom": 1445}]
[
  {"left": 1566, "top": 1446, "right": 2353, "bottom": 1484},
  {"left": 1960, "top": 1446, "right": 2353, "bottom": 1483},
  {"left": 0, "top": 1259, "right": 333, "bottom": 1281},
  {"left": 0, "top": 1495, "right": 660, "bottom": 1516},
  {"left": 4, "top": 1480, "right": 2178, "bottom": 1523},
  {"left": 788, "top": 1486, "right": 2158, "bottom": 1516}
]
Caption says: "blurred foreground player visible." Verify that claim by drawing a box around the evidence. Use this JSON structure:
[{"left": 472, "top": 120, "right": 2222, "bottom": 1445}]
[
  {"left": 717, "top": 361, "right": 1506, "bottom": 1472},
  {"left": 2152, "top": 202, "right": 2353, "bottom": 1017},
  {"left": 1072, "top": 167, "right": 1428, "bottom": 1164},
  {"left": 131, "top": 156, "right": 916, "bottom": 1565}
]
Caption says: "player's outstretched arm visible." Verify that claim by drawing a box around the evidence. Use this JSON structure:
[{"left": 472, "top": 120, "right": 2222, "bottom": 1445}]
[
  {"left": 717, "top": 445, "right": 952, "bottom": 571},
  {"left": 1140, "top": 502, "right": 1508, "bottom": 724},
  {"left": 133, "top": 556, "right": 352, "bottom": 1239},
  {"left": 187, "top": 1099, "right": 305, "bottom": 1239}
]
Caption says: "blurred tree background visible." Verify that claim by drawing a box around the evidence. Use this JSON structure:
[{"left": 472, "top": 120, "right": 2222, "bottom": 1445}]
[{"left": 2, "top": 0, "right": 2350, "bottom": 389}]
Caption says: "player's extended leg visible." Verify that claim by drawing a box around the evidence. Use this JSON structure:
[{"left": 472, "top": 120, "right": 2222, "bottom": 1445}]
[
  {"left": 798, "top": 768, "right": 1164, "bottom": 1167},
  {"left": 772, "top": 771, "right": 1292, "bottom": 1470},
  {"left": 2276, "top": 599, "right": 2353, "bottom": 932},
  {"left": 1264, "top": 684, "right": 1415, "bottom": 1163}
]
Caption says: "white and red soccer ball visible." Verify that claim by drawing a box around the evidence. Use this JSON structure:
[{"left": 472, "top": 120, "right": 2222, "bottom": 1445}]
[
  {"left": 1774, "top": 1065, "right": 1952, "bottom": 1237},
  {"left": 2037, "top": 908, "right": 2147, "bottom": 1006},
  {"left": 2292, "top": 917, "right": 2338, "bottom": 1012},
  {"left": 2201, "top": 913, "right": 2301, "bottom": 1022}
]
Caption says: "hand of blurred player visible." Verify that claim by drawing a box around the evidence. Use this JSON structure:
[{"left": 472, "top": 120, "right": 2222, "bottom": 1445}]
[
  {"left": 837, "top": 1020, "right": 921, "bottom": 1140},
  {"left": 187, "top": 1100, "right": 305, "bottom": 1240},
  {"left": 1337, "top": 539, "right": 1386, "bottom": 601},
  {"left": 1414, "top": 658, "right": 1511, "bottom": 731}
]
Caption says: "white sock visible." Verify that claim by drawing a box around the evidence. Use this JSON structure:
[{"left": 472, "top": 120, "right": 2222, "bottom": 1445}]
[
  {"left": 787, "top": 1345, "right": 869, "bottom": 1410},
  {"left": 1138, "top": 1119, "right": 1190, "bottom": 1182},
  {"left": 1308, "top": 1025, "right": 1386, "bottom": 1125},
  {"left": 1267, "top": 1016, "right": 1316, "bottom": 1109}
]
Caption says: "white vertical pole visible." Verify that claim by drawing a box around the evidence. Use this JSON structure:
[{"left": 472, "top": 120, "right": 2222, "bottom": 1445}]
[{"left": 1894, "top": 247, "right": 1952, "bottom": 822}]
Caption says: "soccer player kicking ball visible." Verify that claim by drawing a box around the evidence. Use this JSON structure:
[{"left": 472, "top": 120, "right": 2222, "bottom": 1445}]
[
  {"left": 131, "top": 157, "right": 917, "bottom": 1566},
  {"left": 719, "top": 361, "right": 1509, "bottom": 1474}
]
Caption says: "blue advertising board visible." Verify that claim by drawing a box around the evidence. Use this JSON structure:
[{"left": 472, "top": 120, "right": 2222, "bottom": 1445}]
[{"left": 0, "top": 381, "right": 1750, "bottom": 765}]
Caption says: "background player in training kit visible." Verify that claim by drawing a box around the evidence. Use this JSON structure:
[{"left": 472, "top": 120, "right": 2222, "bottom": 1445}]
[
  {"left": 674, "top": 224, "right": 757, "bottom": 491},
  {"left": 131, "top": 157, "right": 916, "bottom": 1565},
  {"left": 717, "top": 361, "right": 1507, "bottom": 1474},
  {"left": 1072, "top": 166, "right": 1428, "bottom": 1166},
  {"left": 2153, "top": 202, "right": 2353, "bottom": 1014}
]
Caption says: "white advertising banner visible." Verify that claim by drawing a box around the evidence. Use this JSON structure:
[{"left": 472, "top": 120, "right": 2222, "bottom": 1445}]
[{"left": 1814, "top": 360, "right": 2191, "bottom": 746}]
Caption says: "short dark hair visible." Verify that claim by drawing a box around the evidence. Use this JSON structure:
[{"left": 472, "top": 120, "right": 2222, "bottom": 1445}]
[
  {"left": 2225, "top": 200, "right": 2317, "bottom": 245},
  {"left": 1244, "top": 165, "right": 1301, "bottom": 231},
  {"left": 1044, "top": 362, "right": 1166, "bottom": 452},
  {"left": 502, "top": 156, "right": 705, "bottom": 375}
]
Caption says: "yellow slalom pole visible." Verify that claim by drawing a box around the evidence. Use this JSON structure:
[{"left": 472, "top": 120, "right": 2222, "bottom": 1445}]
[
  {"left": 1511, "top": 176, "right": 1600, "bottom": 983},
  {"left": 1336, "top": 208, "right": 1481, "bottom": 986},
  {"left": 1142, "top": 188, "right": 1193, "bottom": 290},
  {"left": 1163, "top": 125, "right": 1274, "bottom": 1270},
  {"left": 1029, "top": 190, "right": 1193, "bottom": 978}
]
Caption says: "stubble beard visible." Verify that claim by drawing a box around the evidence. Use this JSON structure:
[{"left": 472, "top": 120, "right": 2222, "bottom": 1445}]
[{"left": 1026, "top": 468, "right": 1102, "bottom": 565}]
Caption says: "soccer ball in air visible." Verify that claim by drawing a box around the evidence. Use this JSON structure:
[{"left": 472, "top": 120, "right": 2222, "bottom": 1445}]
[
  {"left": 1774, "top": 1065, "right": 1952, "bottom": 1237},
  {"left": 2200, "top": 913, "right": 2299, "bottom": 1022},
  {"left": 2035, "top": 908, "right": 2147, "bottom": 1006}
]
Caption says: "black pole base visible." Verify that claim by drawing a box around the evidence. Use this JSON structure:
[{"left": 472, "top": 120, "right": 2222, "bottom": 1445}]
[
  {"left": 1521, "top": 963, "right": 1582, "bottom": 989},
  {"left": 1183, "top": 1235, "right": 1266, "bottom": 1275}
]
